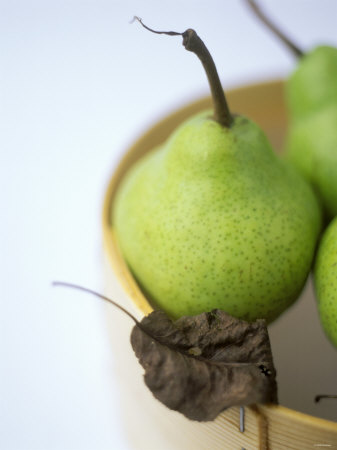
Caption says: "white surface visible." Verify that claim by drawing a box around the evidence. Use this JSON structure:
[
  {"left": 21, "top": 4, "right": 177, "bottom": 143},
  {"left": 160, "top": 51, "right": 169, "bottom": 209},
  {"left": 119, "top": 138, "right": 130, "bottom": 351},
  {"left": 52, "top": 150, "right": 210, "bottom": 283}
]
[{"left": 1, "top": 1, "right": 336, "bottom": 449}]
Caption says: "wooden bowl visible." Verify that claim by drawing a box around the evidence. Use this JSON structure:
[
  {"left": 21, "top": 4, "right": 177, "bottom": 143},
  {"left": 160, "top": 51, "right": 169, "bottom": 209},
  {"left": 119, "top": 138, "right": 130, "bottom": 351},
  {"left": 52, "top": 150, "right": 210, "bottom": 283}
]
[{"left": 102, "top": 80, "right": 337, "bottom": 449}]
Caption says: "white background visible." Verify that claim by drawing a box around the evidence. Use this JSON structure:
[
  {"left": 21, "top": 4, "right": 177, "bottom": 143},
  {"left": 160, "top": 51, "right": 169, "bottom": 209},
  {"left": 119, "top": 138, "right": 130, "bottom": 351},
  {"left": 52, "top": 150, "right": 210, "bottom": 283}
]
[{"left": 1, "top": 1, "right": 337, "bottom": 449}]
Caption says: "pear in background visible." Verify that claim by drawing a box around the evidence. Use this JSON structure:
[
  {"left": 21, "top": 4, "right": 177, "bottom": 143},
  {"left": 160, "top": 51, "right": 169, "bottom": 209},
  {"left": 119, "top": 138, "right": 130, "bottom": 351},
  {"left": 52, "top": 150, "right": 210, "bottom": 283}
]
[
  {"left": 314, "top": 216, "right": 337, "bottom": 349},
  {"left": 286, "top": 52, "right": 337, "bottom": 219},
  {"left": 246, "top": 0, "right": 337, "bottom": 219},
  {"left": 113, "top": 22, "right": 322, "bottom": 322}
]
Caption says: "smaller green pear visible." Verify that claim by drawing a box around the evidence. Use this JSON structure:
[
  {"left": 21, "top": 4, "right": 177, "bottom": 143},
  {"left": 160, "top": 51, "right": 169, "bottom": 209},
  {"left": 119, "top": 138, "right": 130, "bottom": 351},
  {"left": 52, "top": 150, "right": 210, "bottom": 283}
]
[
  {"left": 314, "top": 217, "right": 337, "bottom": 349},
  {"left": 246, "top": 0, "right": 337, "bottom": 219},
  {"left": 285, "top": 48, "right": 337, "bottom": 218},
  {"left": 285, "top": 46, "right": 337, "bottom": 121}
]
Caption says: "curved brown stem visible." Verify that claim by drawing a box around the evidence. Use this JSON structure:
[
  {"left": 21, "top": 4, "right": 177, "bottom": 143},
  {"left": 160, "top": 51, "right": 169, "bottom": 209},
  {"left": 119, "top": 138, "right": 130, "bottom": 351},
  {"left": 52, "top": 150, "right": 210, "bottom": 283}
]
[{"left": 133, "top": 17, "right": 233, "bottom": 128}]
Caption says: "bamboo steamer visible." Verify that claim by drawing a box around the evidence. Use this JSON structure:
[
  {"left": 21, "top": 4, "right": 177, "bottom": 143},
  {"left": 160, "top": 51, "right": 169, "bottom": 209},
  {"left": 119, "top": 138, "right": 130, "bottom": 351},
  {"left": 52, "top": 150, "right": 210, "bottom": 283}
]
[{"left": 102, "top": 80, "right": 337, "bottom": 449}]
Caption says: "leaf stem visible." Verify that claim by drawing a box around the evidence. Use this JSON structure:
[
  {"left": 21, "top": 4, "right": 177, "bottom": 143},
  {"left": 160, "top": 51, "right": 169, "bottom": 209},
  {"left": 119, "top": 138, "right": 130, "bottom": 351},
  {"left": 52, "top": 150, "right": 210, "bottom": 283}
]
[
  {"left": 133, "top": 17, "right": 233, "bottom": 128},
  {"left": 52, "top": 281, "right": 139, "bottom": 325}
]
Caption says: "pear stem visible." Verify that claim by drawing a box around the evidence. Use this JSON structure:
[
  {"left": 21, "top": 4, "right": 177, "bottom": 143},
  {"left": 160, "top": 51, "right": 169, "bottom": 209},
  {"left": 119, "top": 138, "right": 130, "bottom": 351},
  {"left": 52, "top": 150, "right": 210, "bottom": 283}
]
[
  {"left": 245, "top": 0, "right": 304, "bottom": 58},
  {"left": 132, "top": 17, "right": 233, "bottom": 128}
]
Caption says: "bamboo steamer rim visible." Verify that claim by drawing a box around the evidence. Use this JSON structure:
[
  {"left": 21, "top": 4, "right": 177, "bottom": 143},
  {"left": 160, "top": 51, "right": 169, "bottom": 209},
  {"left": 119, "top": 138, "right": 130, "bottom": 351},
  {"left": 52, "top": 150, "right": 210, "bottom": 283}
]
[{"left": 102, "top": 79, "right": 337, "bottom": 445}]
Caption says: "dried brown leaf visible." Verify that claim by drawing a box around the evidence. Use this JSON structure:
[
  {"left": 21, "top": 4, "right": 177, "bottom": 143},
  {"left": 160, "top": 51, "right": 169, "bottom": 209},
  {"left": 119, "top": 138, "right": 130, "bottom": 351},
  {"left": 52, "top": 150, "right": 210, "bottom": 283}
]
[{"left": 131, "top": 309, "right": 277, "bottom": 421}]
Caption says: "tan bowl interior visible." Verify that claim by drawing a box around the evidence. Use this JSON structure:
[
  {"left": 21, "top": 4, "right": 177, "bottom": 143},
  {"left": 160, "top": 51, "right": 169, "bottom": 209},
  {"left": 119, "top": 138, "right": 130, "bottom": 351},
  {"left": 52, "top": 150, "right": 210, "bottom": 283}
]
[{"left": 102, "top": 80, "right": 337, "bottom": 449}]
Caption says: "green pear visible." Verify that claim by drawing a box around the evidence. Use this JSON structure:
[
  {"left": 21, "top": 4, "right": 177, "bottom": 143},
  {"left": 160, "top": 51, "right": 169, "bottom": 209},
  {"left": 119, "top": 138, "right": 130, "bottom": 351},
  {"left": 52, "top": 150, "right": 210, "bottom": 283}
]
[
  {"left": 285, "top": 46, "right": 337, "bottom": 120},
  {"left": 246, "top": 1, "right": 337, "bottom": 219},
  {"left": 286, "top": 103, "right": 337, "bottom": 218},
  {"left": 113, "top": 22, "right": 322, "bottom": 322},
  {"left": 314, "top": 216, "right": 337, "bottom": 348},
  {"left": 285, "top": 48, "right": 337, "bottom": 218}
]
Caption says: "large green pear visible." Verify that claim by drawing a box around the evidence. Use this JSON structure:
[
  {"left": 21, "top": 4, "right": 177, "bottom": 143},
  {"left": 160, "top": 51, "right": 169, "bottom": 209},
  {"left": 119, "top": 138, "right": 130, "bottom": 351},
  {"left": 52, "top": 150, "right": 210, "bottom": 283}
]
[
  {"left": 114, "top": 110, "right": 321, "bottom": 322},
  {"left": 314, "top": 216, "right": 337, "bottom": 349}
]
